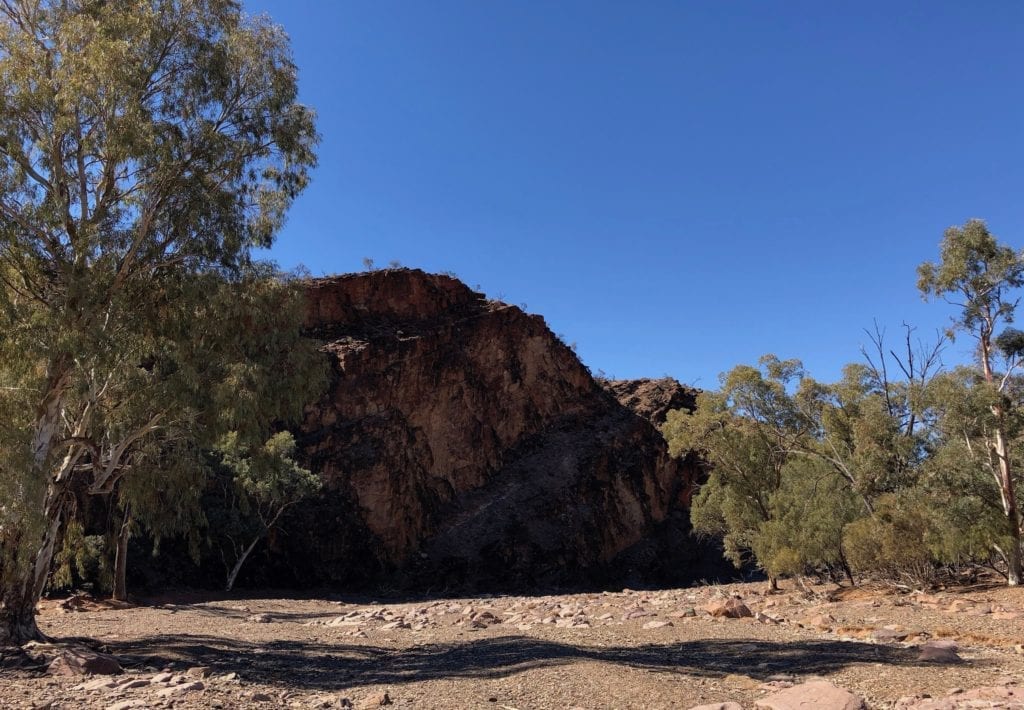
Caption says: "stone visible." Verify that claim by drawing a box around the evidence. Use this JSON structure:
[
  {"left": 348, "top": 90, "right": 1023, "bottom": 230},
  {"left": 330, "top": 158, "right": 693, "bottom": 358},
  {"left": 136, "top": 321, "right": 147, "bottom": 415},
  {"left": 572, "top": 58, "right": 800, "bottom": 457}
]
[
  {"left": 359, "top": 692, "right": 392, "bottom": 708},
  {"left": 81, "top": 677, "right": 120, "bottom": 691},
  {"left": 755, "top": 680, "right": 865, "bottom": 710},
  {"left": 116, "top": 678, "right": 151, "bottom": 690},
  {"left": 328, "top": 617, "right": 361, "bottom": 627},
  {"left": 723, "top": 673, "right": 760, "bottom": 689},
  {"left": 105, "top": 701, "right": 150, "bottom": 710},
  {"left": 670, "top": 607, "right": 698, "bottom": 618},
  {"left": 47, "top": 648, "right": 123, "bottom": 676},
  {"left": 803, "top": 613, "right": 836, "bottom": 630},
  {"left": 155, "top": 680, "right": 205, "bottom": 697},
  {"left": 247, "top": 613, "right": 273, "bottom": 623},
  {"left": 916, "top": 640, "right": 962, "bottom": 663},
  {"left": 642, "top": 620, "right": 673, "bottom": 629},
  {"left": 707, "top": 597, "right": 752, "bottom": 618},
  {"left": 871, "top": 627, "right": 907, "bottom": 643}
]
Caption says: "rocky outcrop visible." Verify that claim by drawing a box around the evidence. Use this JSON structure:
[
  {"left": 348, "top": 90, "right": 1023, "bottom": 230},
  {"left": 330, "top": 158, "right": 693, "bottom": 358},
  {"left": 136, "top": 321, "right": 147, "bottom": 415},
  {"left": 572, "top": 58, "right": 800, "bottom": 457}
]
[
  {"left": 605, "top": 378, "right": 697, "bottom": 426},
  {"left": 276, "top": 269, "right": 705, "bottom": 590}
]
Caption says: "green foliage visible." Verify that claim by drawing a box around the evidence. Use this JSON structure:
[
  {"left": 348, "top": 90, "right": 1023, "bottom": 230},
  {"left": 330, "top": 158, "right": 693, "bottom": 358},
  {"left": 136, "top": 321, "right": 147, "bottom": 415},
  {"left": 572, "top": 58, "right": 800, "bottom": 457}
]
[
  {"left": 755, "top": 458, "right": 859, "bottom": 579},
  {"left": 210, "top": 430, "right": 320, "bottom": 590},
  {"left": 797, "top": 363, "right": 924, "bottom": 504},
  {"left": 49, "top": 521, "right": 109, "bottom": 592},
  {"left": 0, "top": 0, "right": 320, "bottom": 631},
  {"left": 917, "top": 219, "right": 1024, "bottom": 584},
  {"left": 217, "top": 431, "right": 319, "bottom": 513},
  {"left": 842, "top": 492, "right": 946, "bottom": 585},
  {"left": 665, "top": 221, "right": 1024, "bottom": 588},
  {"left": 917, "top": 219, "right": 1024, "bottom": 339},
  {"left": 664, "top": 357, "right": 820, "bottom": 579}
]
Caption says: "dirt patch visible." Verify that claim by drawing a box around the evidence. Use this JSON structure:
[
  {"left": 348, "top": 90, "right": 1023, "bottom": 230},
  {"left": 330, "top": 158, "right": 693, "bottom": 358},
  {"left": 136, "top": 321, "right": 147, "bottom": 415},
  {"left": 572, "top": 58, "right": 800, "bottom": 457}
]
[{"left": 2, "top": 580, "right": 1022, "bottom": 709}]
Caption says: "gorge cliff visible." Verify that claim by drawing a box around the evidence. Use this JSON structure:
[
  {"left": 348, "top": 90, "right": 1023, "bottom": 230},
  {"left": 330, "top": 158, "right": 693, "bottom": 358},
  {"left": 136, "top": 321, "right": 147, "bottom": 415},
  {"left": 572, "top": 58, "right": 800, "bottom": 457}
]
[{"left": 260, "top": 269, "right": 711, "bottom": 591}]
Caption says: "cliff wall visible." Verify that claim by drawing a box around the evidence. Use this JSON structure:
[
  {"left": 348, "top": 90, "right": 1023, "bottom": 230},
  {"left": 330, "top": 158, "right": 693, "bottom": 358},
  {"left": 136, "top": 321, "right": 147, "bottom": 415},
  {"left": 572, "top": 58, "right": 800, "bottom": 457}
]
[{"left": 276, "top": 269, "right": 706, "bottom": 589}]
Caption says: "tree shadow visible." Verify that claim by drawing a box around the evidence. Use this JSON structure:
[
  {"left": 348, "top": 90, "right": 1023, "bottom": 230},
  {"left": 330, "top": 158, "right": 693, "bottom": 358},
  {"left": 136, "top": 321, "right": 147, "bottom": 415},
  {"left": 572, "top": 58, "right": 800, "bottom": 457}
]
[
  {"left": 98, "top": 634, "right": 943, "bottom": 692},
  {"left": 154, "top": 603, "right": 339, "bottom": 624}
]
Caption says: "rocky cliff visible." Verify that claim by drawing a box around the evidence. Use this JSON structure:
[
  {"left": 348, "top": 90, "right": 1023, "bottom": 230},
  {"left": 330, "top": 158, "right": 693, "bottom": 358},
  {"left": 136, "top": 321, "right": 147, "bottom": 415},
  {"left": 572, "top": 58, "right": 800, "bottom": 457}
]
[{"left": 273, "top": 269, "right": 707, "bottom": 590}]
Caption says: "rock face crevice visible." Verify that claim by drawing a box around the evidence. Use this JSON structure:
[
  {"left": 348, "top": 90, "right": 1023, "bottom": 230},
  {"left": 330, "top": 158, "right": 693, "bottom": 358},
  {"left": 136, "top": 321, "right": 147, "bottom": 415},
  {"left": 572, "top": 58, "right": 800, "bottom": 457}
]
[{"left": 280, "top": 269, "right": 705, "bottom": 590}]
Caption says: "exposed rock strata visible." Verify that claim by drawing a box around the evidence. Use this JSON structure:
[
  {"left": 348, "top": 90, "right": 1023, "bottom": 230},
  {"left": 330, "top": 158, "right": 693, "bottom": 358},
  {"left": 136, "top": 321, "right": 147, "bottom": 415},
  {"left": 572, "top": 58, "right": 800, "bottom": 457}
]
[
  {"left": 278, "top": 269, "right": 704, "bottom": 589},
  {"left": 604, "top": 377, "right": 697, "bottom": 426}
]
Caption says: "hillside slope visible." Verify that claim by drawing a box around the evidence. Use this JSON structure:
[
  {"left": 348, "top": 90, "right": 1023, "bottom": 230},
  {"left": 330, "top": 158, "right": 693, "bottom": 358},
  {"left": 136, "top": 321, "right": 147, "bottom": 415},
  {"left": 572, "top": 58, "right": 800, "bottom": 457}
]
[{"left": 274, "top": 269, "right": 706, "bottom": 590}]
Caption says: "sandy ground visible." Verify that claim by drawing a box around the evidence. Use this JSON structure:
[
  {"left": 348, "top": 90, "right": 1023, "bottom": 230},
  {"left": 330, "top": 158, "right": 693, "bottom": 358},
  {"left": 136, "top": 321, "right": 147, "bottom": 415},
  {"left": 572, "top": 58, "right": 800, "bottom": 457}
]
[{"left": 1, "top": 580, "right": 1023, "bottom": 709}]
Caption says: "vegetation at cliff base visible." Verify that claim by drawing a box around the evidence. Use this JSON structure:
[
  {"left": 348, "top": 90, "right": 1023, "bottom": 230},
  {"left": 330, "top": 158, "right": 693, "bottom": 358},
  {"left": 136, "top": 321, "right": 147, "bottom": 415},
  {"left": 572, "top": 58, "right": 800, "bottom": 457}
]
[{"left": 664, "top": 219, "right": 1024, "bottom": 588}]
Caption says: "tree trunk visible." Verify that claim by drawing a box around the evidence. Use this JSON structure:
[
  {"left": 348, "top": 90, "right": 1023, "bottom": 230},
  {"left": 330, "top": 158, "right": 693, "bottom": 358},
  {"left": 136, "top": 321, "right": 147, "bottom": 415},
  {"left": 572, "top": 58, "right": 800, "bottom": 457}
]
[
  {"left": 0, "top": 492, "right": 66, "bottom": 645},
  {"left": 838, "top": 545, "right": 856, "bottom": 587},
  {"left": 112, "top": 508, "right": 131, "bottom": 603},
  {"left": 980, "top": 337, "right": 1022, "bottom": 587},
  {"left": 2, "top": 362, "right": 73, "bottom": 645},
  {"left": 992, "top": 425, "right": 1022, "bottom": 585},
  {"left": 225, "top": 535, "right": 263, "bottom": 592},
  {"left": 0, "top": 588, "right": 43, "bottom": 646}
]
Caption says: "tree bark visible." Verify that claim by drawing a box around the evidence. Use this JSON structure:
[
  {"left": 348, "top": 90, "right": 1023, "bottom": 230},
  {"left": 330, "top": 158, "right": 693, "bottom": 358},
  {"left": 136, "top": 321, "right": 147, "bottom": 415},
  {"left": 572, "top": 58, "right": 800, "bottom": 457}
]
[
  {"left": 838, "top": 544, "right": 856, "bottom": 587},
  {"left": 1, "top": 361, "right": 71, "bottom": 644},
  {"left": 0, "top": 588, "right": 42, "bottom": 646},
  {"left": 225, "top": 535, "right": 262, "bottom": 592},
  {"left": 981, "top": 332, "right": 1023, "bottom": 587},
  {"left": 112, "top": 508, "right": 131, "bottom": 603},
  {"left": 993, "top": 427, "right": 1022, "bottom": 586},
  {"left": 0, "top": 494, "right": 66, "bottom": 645}
]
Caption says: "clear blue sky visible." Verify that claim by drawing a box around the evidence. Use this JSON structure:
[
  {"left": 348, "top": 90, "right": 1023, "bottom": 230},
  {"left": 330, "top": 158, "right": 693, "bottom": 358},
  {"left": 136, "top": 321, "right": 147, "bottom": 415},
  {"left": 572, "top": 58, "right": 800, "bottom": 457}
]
[{"left": 246, "top": 0, "right": 1024, "bottom": 388}]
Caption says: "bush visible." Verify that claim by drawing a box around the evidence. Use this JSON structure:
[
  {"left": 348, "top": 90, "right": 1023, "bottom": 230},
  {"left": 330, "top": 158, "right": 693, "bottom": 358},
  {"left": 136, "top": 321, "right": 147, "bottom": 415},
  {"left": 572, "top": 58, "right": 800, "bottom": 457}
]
[{"left": 842, "top": 494, "right": 936, "bottom": 585}]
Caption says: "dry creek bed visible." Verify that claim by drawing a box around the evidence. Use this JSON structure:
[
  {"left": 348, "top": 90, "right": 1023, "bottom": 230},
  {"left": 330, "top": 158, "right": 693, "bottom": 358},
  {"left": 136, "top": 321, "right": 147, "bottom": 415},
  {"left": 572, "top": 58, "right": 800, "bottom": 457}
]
[{"left": 1, "top": 580, "right": 1023, "bottom": 709}]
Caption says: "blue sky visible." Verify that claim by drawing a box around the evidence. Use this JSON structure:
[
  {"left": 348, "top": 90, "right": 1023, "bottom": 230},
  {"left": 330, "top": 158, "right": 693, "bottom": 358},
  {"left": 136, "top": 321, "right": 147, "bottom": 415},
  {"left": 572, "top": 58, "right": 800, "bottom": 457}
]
[{"left": 246, "top": 1, "right": 1024, "bottom": 388}]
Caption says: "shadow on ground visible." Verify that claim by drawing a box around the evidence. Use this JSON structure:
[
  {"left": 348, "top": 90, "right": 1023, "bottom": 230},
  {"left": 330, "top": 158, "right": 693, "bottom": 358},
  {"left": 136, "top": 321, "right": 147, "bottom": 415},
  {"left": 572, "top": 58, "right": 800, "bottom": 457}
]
[{"left": 95, "top": 634, "right": 933, "bottom": 691}]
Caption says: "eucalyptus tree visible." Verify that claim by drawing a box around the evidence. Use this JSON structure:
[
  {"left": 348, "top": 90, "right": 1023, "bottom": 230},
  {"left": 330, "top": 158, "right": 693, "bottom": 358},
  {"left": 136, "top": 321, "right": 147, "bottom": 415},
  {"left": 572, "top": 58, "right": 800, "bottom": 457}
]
[
  {"left": 0, "top": 0, "right": 318, "bottom": 643},
  {"left": 662, "top": 356, "right": 817, "bottom": 588},
  {"left": 794, "top": 334, "right": 943, "bottom": 514},
  {"left": 214, "top": 429, "right": 319, "bottom": 592},
  {"left": 918, "top": 219, "right": 1024, "bottom": 585}
]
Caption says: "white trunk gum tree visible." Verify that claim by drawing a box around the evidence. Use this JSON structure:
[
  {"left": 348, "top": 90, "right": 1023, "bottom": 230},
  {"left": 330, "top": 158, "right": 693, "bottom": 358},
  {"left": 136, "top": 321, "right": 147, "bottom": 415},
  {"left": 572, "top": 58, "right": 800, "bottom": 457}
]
[
  {"left": 0, "top": 0, "right": 317, "bottom": 644},
  {"left": 918, "top": 219, "right": 1024, "bottom": 586}
]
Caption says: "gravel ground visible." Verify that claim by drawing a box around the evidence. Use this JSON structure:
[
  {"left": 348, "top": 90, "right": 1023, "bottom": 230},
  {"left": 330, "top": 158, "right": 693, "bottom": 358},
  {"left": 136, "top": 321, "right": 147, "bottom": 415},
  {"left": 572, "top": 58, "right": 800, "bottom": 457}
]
[{"left": 1, "top": 580, "right": 1022, "bottom": 709}]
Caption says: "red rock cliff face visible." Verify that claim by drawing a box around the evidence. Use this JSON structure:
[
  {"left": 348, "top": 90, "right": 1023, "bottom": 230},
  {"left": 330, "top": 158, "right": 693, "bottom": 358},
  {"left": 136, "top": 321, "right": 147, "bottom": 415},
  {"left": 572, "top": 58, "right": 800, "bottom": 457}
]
[{"left": 289, "top": 269, "right": 702, "bottom": 589}]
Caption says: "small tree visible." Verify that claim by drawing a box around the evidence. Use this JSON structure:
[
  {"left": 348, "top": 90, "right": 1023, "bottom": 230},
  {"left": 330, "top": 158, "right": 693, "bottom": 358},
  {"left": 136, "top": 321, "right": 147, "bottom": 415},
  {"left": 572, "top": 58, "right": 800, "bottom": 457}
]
[
  {"left": 663, "top": 356, "right": 812, "bottom": 589},
  {"left": 917, "top": 219, "right": 1024, "bottom": 585},
  {"left": 755, "top": 457, "right": 859, "bottom": 584},
  {"left": 213, "top": 431, "right": 319, "bottom": 591}
]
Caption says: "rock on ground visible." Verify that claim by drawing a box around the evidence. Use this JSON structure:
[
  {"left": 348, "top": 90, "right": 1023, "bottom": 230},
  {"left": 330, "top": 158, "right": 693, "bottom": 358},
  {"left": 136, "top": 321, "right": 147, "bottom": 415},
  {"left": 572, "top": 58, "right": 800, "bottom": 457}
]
[{"left": 754, "top": 680, "right": 865, "bottom": 710}]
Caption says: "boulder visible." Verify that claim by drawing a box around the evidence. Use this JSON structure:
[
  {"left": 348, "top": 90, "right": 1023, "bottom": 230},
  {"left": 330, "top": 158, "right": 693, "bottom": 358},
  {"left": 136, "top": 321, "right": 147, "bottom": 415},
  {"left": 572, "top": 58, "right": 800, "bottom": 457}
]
[
  {"left": 916, "top": 639, "right": 962, "bottom": 663},
  {"left": 755, "top": 680, "right": 865, "bottom": 710},
  {"left": 707, "top": 597, "right": 753, "bottom": 618},
  {"left": 47, "top": 648, "right": 122, "bottom": 676}
]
